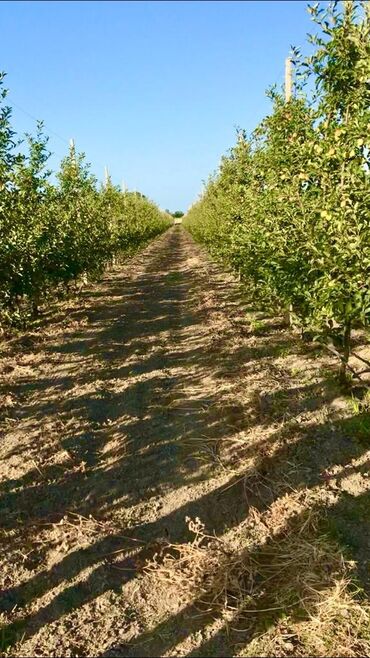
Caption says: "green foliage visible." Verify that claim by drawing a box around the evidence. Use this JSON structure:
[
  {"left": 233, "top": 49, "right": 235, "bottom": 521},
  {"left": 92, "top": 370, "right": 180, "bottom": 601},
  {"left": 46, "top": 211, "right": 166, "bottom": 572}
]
[
  {"left": 0, "top": 74, "right": 171, "bottom": 326},
  {"left": 185, "top": 1, "right": 370, "bottom": 379}
]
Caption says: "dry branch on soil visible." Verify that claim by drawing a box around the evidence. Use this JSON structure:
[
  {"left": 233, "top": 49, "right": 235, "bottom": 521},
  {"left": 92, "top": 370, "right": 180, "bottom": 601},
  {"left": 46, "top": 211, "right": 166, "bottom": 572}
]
[{"left": 145, "top": 512, "right": 370, "bottom": 657}]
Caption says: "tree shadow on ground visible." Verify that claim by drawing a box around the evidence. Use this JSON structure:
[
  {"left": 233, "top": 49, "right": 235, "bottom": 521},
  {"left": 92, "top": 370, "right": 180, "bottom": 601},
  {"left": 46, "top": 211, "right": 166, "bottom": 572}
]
[
  {"left": 0, "top": 229, "right": 259, "bottom": 650},
  {"left": 99, "top": 492, "right": 370, "bottom": 658},
  {"left": 1, "top": 228, "right": 369, "bottom": 655},
  {"left": 96, "top": 401, "right": 370, "bottom": 655}
]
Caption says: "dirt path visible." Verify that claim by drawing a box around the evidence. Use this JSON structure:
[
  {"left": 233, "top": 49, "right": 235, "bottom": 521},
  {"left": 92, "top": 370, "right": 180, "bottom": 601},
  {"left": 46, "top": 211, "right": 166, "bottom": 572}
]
[
  {"left": 1, "top": 227, "right": 370, "bottom": 657},
  {"left": 0, "top": 227, "right": 250, "bottom": 656}
]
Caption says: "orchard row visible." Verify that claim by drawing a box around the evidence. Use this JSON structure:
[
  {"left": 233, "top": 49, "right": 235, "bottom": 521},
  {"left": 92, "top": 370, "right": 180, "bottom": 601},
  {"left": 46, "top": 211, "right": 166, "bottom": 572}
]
[
  {"left": 0, "top": 77, "right": 171, "bottom": 326},
  {"left": 185, "top": 1, "right": 370, "bottom": 381}
]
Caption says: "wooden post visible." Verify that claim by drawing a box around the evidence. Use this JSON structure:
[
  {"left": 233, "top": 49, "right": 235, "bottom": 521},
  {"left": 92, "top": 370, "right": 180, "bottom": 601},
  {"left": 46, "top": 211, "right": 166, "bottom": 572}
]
[
  {"left": 285, "top": 57, "right": 292, "bottom": 102},
  {"left": 285, "top": 57, "right": 293, "bottom": 327},
  {"left": 104, "top": 166, "right": 110, "bottom": 188},
  {"left": 69, "top": 138, "right": 75, "bottom": 163}
]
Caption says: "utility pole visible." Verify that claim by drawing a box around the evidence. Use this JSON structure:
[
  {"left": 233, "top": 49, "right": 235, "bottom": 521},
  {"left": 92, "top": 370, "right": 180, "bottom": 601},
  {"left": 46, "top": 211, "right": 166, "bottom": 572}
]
[{"left": 285, "top": 56, "right": 292, "bottom": 102}]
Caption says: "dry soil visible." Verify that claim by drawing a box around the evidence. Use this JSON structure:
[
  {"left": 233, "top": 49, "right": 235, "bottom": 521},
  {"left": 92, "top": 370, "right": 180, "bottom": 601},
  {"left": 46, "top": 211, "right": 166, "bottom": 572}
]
[{"left": 1, "top": 227, "right": 370, "bottom": 657}]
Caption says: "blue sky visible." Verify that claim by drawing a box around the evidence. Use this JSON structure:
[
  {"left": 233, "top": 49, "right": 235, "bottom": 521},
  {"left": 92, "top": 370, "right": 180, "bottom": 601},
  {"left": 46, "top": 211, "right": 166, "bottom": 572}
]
[{"left": 1, "top": 1, "right": 315, "bottom": 211}]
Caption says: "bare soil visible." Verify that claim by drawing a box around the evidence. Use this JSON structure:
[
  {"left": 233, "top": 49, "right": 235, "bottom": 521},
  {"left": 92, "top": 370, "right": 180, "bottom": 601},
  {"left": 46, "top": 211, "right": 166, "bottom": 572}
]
[{"left": 1, "top": 227, "right": 370, "bottom": 657}]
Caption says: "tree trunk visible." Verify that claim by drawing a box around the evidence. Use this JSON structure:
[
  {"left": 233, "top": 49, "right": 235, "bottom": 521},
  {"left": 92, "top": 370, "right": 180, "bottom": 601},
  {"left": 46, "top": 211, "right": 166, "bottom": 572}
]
[
  {"left": 284, "top": 303, "right": 293, "bottom": 327},
  {"left": 339, "top": 320, "right": 352, "bottom": 385}
]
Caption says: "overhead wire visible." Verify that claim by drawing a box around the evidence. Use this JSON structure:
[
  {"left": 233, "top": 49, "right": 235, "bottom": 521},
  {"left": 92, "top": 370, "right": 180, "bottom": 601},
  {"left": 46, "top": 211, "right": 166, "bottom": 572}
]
[
  {"left": 7, "top": 96, "right": 70, "bottom": 146},
  {"left": 6, "top": 95, "right": 112, "bottom": 180}
]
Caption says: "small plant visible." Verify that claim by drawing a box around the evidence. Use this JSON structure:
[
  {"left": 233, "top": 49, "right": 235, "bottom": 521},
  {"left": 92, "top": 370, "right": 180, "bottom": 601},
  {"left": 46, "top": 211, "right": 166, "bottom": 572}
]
[
  {"left": 349, "top": 390, "right": 370, "bottom": 416},
  {"left": 249, "top": 319, "right": 265, "bottom": 334}
]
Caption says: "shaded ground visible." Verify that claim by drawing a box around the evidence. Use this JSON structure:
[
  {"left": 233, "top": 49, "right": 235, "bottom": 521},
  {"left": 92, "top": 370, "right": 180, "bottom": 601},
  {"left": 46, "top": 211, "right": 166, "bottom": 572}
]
[{"left": 0, "top": 226, "right": 369, "bottom": 657}]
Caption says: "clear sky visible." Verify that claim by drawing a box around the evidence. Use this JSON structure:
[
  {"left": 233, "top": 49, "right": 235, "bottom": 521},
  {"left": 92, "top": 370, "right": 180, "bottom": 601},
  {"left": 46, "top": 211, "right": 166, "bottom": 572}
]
[{"left": 1, "top": 1, "right": 315, "bottom": 211}]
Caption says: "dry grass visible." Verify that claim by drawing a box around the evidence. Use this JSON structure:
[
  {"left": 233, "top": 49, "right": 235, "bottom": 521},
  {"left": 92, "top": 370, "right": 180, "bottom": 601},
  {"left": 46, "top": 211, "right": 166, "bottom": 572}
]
[{"left": 145, "top": 510, "right": 370, "bottom": 657}]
